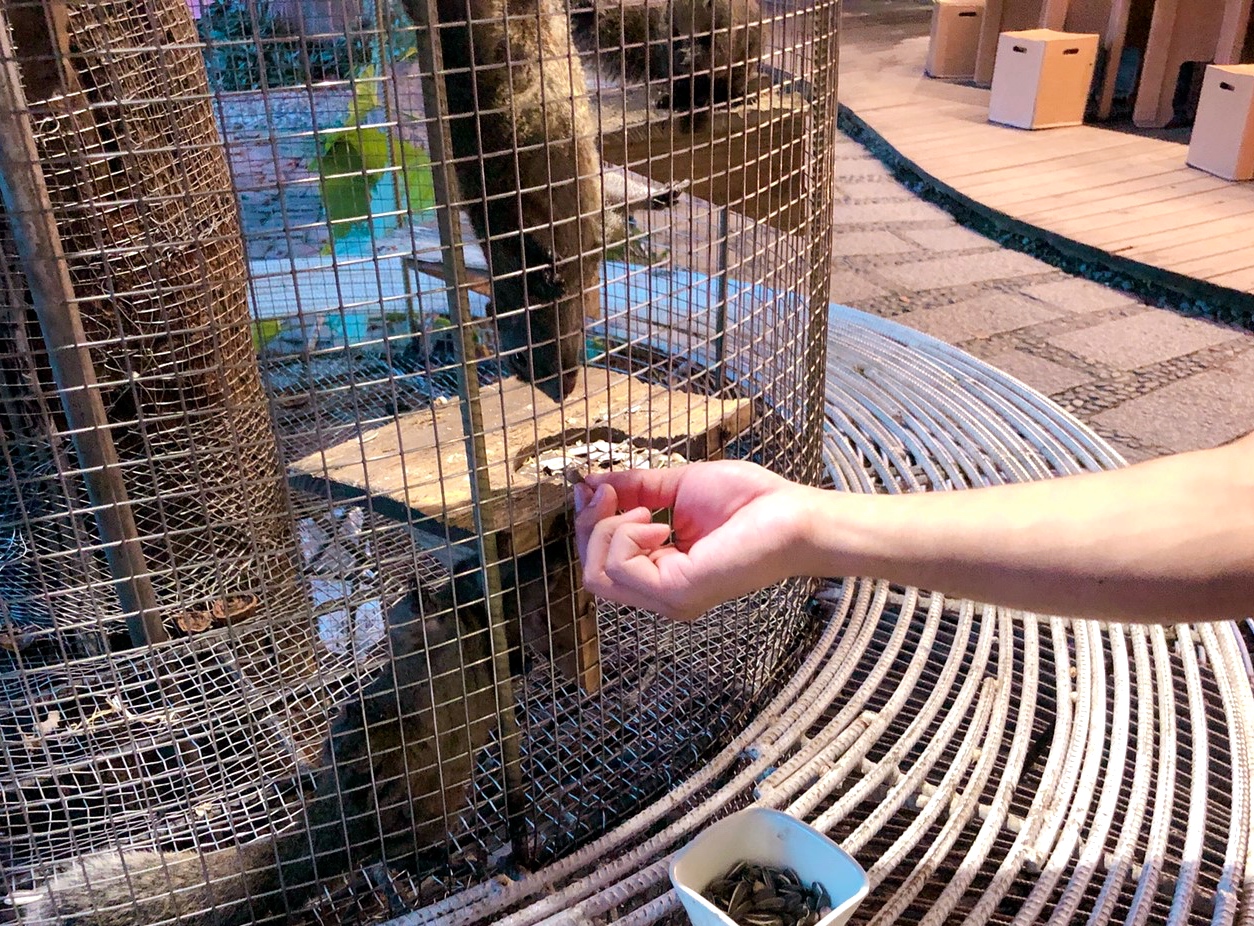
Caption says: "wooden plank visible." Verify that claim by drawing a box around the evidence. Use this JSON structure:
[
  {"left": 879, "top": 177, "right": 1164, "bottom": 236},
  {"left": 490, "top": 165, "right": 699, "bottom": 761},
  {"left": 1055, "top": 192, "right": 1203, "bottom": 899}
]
[
  {"left": 915, "top": 130, "right": 1145, "bottom": 182},
  {"left": 1018, "top": 177, "right": 1226, "bottom": 227},
  {"left": 1059, "top": 190, "right": 1254, "bottom": 240},
  {"left": 874, "top": 117, "right": 1123, "bottom": 172},
  {"left": 1133, "top": 0, "right": 1227, "bottom": 128},
  {"left": 1138, "top": 235, "right": 1254, "bottom": 269},
  {"left": 841, "top": 104, "right": 999, "bottom": 148},
  {"left": 1164, "top": 237, "right": 1254, "bottom": 271},
  {"left": 950, "top": 139, "right": 1167, "bottom": 195},
  {"left": 1212, "top": 267, "right": 1254, "bottom": 291},
  {"left": 291, "top": 368, "right": 751, "bottom": 696},
  {"left": 972, "top": 149, "right": 1199, "bottom": 208},
  {"left": 1013, "top": 164, "right": 1223, "bottom": 219},
  {"left": 289, "top": 369, "right": 753, "bottom": 539},
  {"left": 1002, "top": 162, "right": 1210, "bottom": 217},
  {"left": 1117, "top": 210, "right": 1254, "bottom": 257}
]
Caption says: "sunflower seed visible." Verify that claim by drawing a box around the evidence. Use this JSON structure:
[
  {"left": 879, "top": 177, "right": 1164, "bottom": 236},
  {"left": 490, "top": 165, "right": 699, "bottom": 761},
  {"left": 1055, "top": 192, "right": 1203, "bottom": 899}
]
[{"left": 702, "top": 860, "right": 834, "bottom": 926}]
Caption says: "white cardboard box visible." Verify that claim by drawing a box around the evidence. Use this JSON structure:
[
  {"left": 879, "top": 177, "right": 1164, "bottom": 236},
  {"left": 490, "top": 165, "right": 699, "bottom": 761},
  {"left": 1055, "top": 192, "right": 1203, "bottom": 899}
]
[
  {"left": 988, "top": 29, "right": 1099, "bottom": 129},
  {"left": 1187, "top": 64, "right": 1254, "bottom": 181}
]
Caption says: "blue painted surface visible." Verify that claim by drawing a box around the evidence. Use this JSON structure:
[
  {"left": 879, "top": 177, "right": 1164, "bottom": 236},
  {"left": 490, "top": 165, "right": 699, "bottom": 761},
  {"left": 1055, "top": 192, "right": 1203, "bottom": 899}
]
[{"left": 325, "top": 259, "right": 808, "bottom": 352}]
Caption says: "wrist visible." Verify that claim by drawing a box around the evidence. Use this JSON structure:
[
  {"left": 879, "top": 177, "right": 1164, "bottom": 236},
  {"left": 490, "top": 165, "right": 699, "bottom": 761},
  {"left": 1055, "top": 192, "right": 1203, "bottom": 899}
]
[
  {"left": 776, "top": 485, "right": 831, "bottom": 580},
  {"left": 786, "top": 485, "right": 884, "bottom": 581}
]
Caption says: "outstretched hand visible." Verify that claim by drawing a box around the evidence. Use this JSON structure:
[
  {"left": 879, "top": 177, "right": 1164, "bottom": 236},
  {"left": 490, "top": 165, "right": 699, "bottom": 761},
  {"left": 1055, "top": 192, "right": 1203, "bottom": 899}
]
[{"left": 573, "top": 461, "right": 812, "bottom": 620}]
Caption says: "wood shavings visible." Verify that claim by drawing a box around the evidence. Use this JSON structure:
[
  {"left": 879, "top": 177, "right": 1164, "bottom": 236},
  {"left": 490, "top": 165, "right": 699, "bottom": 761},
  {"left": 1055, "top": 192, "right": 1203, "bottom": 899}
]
[{"left": 175, "top": 594, "right": 258, "bottom": 634}]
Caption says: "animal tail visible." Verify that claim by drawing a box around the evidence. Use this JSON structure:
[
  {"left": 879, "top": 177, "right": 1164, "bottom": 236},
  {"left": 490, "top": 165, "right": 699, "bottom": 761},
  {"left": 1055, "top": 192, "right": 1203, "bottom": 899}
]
[{"left": 11, "top": 826, "right": 329, "bottom": 926}]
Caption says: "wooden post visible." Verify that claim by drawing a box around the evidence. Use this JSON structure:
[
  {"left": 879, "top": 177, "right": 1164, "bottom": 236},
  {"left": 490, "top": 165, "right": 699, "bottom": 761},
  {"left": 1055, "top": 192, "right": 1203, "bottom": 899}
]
[
  {"left": 1133, "top": 0, "right": 1228, "bottom": 128},
  {"left": 975, "top": 0, "right": 1046, "bottom": 86},
  {"left": 1041, "top": 0, "right": 1070, "bottom": 30},
  {"left": 405, "top": 0, "right": 532, "bottom": 864},
  {"left": 1216, "top": 0, "right": 1254, "bottom": 64},
  {"left": 0, "top": 6, "right": 167, "bottom": 646}
]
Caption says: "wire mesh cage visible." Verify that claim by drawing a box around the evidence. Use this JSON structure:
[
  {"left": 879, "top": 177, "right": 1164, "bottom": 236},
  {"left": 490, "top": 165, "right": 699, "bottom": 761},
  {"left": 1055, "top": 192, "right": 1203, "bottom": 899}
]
[{"left": 0, "top": 0, "right": 837, "bottom": 922}]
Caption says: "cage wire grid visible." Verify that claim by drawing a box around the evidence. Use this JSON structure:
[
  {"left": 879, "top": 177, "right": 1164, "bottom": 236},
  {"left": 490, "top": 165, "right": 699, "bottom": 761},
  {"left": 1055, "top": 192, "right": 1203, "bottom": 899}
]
[
  {"left": 1, "top": 2, "right": 1251, "bottom": 926},
  {"left": 1, "top": 0, "right": 831, "bottom": 922}
]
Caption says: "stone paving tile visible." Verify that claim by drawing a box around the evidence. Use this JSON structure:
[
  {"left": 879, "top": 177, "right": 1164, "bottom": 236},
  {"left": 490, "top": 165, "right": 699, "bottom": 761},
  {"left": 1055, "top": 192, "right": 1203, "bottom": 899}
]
[
  {"left": 829, "top": 230, "right": 916, "bottom": 257},
  {"left": 827, "top": 119, "right": 1254, "bottom": 462},
  {"left": 1021, "top": 278, "right": 1143, "bottom": 314},
  {"left": 830, "top": 270, "right": 890, "bottom": 305},
  {"left": 835, "top": 179, "right": 921, "bottom": 201},
  {"left": 980, "top": 350, "right": 1094, "bottom": 397},
  {"left": 1047, "top": 311, "right": 1244, "bottom": 371},
  {"left": 899, "top": 225, "right": 998, "bottom": 253},
  {"left": 898, "top": 292, "right": 1065, "bottom": 342},
  {"left": 831, "top": 200, "right": 952, "bottom": 225},
  {"left": 874, "top": 250, "right": 1054, "bottom": 290},
  {"left": 832, "top": 160, "right": 899, "bottom": 180},
  {"left": 1092, "top": 348, "right": 1254, "bottom": 453}
]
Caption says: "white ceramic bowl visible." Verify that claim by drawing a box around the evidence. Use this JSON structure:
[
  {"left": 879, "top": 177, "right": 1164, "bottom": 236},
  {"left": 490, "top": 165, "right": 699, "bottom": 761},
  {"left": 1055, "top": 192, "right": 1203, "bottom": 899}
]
[{"left": 669, "top": 807, "right": 869, "bottom": 926}]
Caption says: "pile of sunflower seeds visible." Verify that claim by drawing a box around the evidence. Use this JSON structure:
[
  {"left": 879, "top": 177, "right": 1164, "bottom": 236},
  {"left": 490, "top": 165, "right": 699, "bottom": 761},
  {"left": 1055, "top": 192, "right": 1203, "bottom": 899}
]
[
  {"left": 701, "top": 862, "right": 833, "bottom": 926},
  {"left": 524, "top": 440, "right": 687, "bottom": 479}
]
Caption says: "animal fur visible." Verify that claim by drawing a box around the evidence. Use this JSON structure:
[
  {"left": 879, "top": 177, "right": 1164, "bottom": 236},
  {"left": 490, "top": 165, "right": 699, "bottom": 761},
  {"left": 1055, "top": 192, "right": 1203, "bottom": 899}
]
[
  {"left": 568, "top": 0, "right": 765, "bottom": 122},
  {"left": 10, "top": 541, "right": 568, "bottom": 926},
  {"left": 664, "top": 0, "right": 764, "bottom": 121},
  {"left": 414, "top": 0, "right": 608, "bottom": 403},
  {"left": 412, "top": 0, "right": 763, "bottom": 402}
]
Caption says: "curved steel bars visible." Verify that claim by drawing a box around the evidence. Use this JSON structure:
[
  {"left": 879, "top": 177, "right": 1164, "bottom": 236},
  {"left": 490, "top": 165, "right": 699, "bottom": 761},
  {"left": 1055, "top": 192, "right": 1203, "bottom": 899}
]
[{"left": 395, "top": 305, "right": 1253, "bottom": 926}]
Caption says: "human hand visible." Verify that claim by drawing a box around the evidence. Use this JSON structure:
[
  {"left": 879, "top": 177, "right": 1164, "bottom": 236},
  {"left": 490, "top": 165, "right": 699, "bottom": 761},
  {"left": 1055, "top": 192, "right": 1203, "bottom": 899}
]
[{"left": 573, "top": 460, "right": 814, "bottom": 620}]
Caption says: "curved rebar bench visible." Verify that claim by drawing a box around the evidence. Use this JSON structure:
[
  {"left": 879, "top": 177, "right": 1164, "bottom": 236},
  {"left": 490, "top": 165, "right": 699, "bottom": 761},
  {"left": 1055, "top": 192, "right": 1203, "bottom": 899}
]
[{"left": 400, "top": 304, "right": 1254, "bottom": 926}]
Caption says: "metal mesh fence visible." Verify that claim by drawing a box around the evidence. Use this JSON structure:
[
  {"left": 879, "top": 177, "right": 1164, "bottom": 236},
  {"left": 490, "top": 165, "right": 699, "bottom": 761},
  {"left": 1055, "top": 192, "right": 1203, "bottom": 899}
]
[{"left": 0, "top": 0, "right": 835, "bottom": 922}]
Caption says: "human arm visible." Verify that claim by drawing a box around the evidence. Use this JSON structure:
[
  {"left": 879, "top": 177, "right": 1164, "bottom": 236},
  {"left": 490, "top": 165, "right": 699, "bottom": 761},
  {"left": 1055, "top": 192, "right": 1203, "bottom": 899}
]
[{"left": 573, "top": 432, "right": 1254, "bottom": 623}]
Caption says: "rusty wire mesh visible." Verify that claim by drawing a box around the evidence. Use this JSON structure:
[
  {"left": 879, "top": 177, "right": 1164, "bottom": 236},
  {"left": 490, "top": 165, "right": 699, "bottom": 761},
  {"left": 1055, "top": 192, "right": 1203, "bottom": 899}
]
[{"left": 0, "top": 0, "right": 832, "bottom": 922}]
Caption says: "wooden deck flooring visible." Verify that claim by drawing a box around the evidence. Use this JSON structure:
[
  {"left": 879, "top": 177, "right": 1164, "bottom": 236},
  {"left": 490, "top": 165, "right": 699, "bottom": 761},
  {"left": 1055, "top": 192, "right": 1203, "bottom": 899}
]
[{"left": 838, "top": 17, "right": 1254, "bottom": 301}]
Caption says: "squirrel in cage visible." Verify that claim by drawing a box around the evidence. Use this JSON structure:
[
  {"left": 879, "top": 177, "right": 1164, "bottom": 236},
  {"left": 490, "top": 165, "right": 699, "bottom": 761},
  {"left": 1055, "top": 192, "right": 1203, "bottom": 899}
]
[
  {"left": 10, "top": 539, "right": 572, "bottom": 926},
  {"left": 417, "top": 0, "right": 764, "bottom": 402}
]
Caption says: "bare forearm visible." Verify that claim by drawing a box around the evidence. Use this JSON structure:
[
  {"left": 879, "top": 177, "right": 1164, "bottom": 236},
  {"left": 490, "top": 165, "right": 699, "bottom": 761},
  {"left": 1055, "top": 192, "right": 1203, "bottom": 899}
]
[{"left": 795, "top": 434, "right": 1254, "bottom": 623}]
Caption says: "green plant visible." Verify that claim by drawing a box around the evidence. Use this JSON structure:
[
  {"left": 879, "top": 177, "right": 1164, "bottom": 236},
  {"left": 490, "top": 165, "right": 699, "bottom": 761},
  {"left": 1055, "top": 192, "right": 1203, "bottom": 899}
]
[
  {"left": 309, "top": 4, "right": 437, "bottom": 250},
  {"left": 311, "top": 66, "right": 437, "bottom": 247}
]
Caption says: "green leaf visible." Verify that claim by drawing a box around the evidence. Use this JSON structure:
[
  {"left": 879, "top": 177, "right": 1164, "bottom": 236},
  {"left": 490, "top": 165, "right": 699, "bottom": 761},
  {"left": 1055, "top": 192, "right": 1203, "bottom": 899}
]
[
  {"left": 347, "top": 65, "right": 381, "bottom": 124},
  {"left": 251, "top": 319, "right": 283, "bottom": 351},
  {"left": 397, "top": 140, "right": 437, "bottom": 216},
  {"left": 317, "top": 136, "right": 373, "bottom": 239},
  {"left": 355, "top": 125, "right": 393, "bottom": 174}
]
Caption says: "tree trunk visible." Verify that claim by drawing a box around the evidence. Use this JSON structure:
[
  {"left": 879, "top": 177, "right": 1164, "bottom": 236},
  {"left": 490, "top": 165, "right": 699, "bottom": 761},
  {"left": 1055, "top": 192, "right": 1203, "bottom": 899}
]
[{"left": 7, "top": 0, "right": 303, "bottom": 655}]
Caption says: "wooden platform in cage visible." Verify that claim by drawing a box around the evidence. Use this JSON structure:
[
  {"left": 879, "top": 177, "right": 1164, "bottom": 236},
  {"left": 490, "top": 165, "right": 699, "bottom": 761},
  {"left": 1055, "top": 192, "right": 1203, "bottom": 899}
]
[{"left": 287, "top": 369, "right": 753, "bottom": 543}]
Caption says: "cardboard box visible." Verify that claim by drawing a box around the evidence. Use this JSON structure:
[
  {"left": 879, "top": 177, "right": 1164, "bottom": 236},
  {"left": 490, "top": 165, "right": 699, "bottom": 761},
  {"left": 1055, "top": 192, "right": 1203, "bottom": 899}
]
[
  {"left": 926, "top": 1, "right": 984, "bottom": 79},
  {"left": 988, "top": 29, "right": 1099, "bottom": 129},
  {"left": 1187, "top": 64, "right": 1254, "bottom": 181}
]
